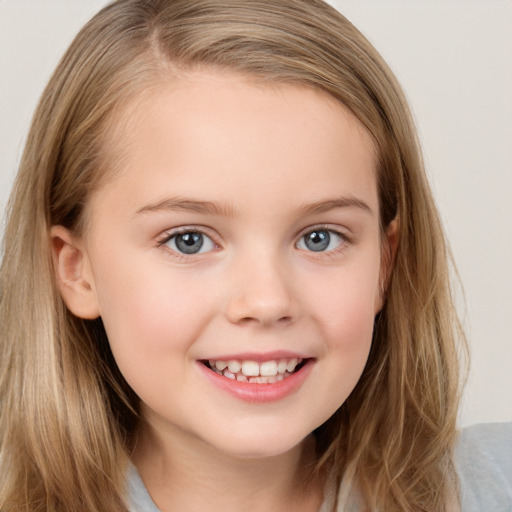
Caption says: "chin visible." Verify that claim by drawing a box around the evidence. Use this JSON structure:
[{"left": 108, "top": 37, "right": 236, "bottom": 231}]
[{"left": 204, "top": 428, "right": 310, "bottom": 461}]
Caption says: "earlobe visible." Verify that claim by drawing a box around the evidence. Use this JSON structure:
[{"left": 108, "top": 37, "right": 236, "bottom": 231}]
[
  {"left": 384, "top": 217, "right": 399, "bottom": 272},
  {"left": 50, "top": 225, "right": 100, "bottom": 319},
  {"left": 375, "top": 218, "right": 399, "bottom": 314}
]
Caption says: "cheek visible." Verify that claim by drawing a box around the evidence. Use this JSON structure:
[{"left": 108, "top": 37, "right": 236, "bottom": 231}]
[
  {"left": 304, "top": 260, "right": 380, "bottom": 400},
  {"left": 89, "top": 251, "right": 214, "bottom": 376},
  {"left": 307, "top": 260, "right": 381, "bottom": 345},
  {"left": 295, "top": 283, "right": 377, "bottom": 433}
]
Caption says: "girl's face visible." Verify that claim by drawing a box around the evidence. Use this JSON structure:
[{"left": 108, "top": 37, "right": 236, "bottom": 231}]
[{"left": 59, "top": 72, "right": 393, "bottom": 459}]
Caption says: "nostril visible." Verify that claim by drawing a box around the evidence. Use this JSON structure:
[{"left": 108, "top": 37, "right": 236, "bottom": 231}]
[
  {"left": 237, "top": 316, "right": 260, "bottom": 326},
  {"left": 236, "top": 314, "right": 293, "bottom": 327},
  {"left": 225, "top": 289, "right": 298, "bottom": 326}
]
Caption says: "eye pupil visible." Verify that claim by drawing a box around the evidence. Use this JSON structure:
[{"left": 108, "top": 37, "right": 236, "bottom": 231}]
[
  {"left": 176, "top": 232, "right": 204, "bottom": 254},
  {"left": 305, "top": 230, "right": 330, "bottom": 251}
]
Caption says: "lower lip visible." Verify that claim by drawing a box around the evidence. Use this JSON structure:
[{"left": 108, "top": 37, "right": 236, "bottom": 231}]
[{"left": 197, "top": 359, "right": 315, "bottom": 403}]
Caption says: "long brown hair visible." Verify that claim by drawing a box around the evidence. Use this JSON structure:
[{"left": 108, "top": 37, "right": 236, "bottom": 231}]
[{"left": 0, "top": 1, "right": 466, "bottom": 510}]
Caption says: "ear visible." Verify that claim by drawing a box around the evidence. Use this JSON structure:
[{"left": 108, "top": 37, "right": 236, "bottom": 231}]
[
  {"left": 374, "top": 217, "right": 399, "bottom": 314},
  {"left": 50, "top": 225, "right": 100, "bottom": 319}
]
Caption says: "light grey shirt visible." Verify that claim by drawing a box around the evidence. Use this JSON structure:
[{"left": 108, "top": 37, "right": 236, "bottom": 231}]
[{"left": 127, "top": 422, "right": 512, "bottom": 512}]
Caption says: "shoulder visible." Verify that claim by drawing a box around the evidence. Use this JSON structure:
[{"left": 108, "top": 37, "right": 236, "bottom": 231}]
[{"left": 455, "top": 422, "right": 512, "bottom": 512}]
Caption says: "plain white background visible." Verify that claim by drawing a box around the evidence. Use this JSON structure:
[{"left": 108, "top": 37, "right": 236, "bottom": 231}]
[{"left": 0, "top": 0, "right": 511, "bottom": 427}]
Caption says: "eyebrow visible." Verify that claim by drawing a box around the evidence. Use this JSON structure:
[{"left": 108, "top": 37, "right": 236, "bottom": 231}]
[
  {"left": 135, "top": 198, "right": 236, "bottom": 217},
  {"left": 296, "top": 197, "right": 374, "bottom": 217},
  {"left": 135, "top": 195, "right": 373, "bottom": 218}
]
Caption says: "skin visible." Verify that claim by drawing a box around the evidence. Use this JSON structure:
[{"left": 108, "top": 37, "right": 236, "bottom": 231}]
[{"left": 52, "top": 72, "right": 397, "bottom": 512}]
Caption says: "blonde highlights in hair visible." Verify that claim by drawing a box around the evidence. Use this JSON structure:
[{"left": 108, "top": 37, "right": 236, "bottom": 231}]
[{"left": 0, "top": 1, "right": 465, "bottom": 511}]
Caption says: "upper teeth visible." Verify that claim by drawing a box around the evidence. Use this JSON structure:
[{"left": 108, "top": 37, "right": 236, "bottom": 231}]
[{"left": 208, "top": 358, "right": 301, "bottom": 377}]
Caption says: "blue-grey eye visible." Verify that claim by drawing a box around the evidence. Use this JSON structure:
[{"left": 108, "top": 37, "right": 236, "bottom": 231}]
[
  {"left": 165, "top": 231, "right": 215, "bottom": 255},
  {"left": 297, "top": 229, "right": 343, "bottom": 252}
]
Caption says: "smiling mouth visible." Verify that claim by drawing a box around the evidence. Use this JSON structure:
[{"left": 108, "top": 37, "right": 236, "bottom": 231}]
[{"left": 202, "top": 358, "right": 308, "bottom": 384}]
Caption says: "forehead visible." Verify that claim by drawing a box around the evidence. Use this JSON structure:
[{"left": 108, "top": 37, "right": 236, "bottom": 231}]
[
  {"left": 90, "top": 71, "right": 378, "bottom": 218},
  {"left": 103, "top": 71, "right": 374, "bottom": 162}
]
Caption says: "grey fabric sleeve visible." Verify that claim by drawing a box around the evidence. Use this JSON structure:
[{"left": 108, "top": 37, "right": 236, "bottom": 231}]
[
  {"left": 455, "top": 422, "right": 512, "bottom": 512},
  {"left": 126, "top": 464, "right": 161, "bottom": 512}
]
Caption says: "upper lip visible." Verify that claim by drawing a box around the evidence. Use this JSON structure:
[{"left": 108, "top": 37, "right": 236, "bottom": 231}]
[{"left": 199, "top": 351, "right": 312, "bottom": 362}]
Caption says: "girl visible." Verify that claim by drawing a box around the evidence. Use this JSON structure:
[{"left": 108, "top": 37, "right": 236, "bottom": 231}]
[{"left": 0, "top": 1, "right": 510, "bottom": 511}]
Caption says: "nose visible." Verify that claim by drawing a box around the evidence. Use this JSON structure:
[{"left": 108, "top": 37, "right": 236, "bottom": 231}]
[{"left": 225, "top": 252, "right": 299, "bottom": 327}]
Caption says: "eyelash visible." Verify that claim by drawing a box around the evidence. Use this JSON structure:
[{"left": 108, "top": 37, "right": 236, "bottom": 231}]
[
  {"left": 156, "top": 227, "right": 219, "bottom": 261},
  {"left": 296, "top": 225, "right": 352, "bottom": 257},
  {"left": 156, "top": 225, "right": 352, "bottom": 261}
]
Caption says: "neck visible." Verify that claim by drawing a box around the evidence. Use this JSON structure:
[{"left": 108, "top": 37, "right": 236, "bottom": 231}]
[{"left": 132, "top": 420, "right": 323, "bottom": 512}]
